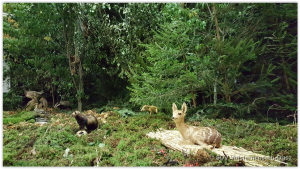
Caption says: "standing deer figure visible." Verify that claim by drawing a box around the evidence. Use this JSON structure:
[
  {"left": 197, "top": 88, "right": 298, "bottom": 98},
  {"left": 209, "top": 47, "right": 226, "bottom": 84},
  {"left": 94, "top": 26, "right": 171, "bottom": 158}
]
[
  {"left": 140, "top": 105, "right": 158, "bottom": 115},
  {"left": 172, "top": 103, "right": 222, "bottom": 148}
]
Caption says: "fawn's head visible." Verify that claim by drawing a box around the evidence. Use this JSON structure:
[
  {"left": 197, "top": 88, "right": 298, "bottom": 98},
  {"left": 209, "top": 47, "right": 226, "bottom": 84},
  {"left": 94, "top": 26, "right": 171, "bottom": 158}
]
[{"left": 172, "top": 103, "right": 187, "bottom": 123}]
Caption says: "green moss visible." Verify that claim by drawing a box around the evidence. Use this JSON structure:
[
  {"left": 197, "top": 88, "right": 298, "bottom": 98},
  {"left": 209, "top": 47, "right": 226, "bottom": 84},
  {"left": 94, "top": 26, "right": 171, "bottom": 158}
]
[
  {"left": 2, "top": 109, "right": 298, "bottom": 166},
  {"left": 3, "top": 111, "right": 36, "bottom": 124},
  {"left": 116, "top": 140, "right": 127, "bottom": 150}
]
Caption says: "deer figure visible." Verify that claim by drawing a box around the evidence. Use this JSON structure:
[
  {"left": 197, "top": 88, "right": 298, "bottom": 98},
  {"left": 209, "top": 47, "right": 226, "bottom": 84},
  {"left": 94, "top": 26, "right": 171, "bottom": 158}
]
[
  {"left": 39, "top": 97, "right": 48, "bottom": 109},
  {"left": 24, "top": 90, "right": 43, "bottom": 99},
  {"left": 140, "top": 105, "right": 158, "bottom": 115},
  {"left": 25, "top": 97, "right": 38, "bottom": 111},
  {"left": 172, "top": 103, "right": 222, "bottom": 148}
]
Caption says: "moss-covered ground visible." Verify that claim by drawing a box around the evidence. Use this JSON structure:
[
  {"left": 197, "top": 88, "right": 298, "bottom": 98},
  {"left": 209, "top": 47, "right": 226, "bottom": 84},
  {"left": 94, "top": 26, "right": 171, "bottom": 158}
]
[{"left": 2, "top": 108, "right": 297, "bottom": 166}]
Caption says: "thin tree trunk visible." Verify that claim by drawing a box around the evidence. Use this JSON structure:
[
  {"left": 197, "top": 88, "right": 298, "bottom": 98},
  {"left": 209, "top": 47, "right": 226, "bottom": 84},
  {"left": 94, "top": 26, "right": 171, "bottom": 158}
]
[
  {"left": 63, "top": 16, "right": 83, "bottom": 110},
  {"left": 213, "top": 82, "right": 217, "bottom": 105},
  {"left": 191, "top": 91, "right": 196, "bottom": 108},
  {"left": 212, "top": 3, "right": 219, "bottom": 105},
  {"left": 212, "top": 3, "right": 231, "bottom": 103},
  {"left": 51, "top": 79, "right": 55, "bottom": 107},
  {"left": 78, "top": 59, "right": 84, "bottom": 111},
  {"left": 78, "top": 99, "right": 82, "bottom": 111},
  {"left": 75, "top": 46, "right": 84, "bottom": 112},
  {"left": 67, "top": 45, "right": 79, "bottom": 91},
  {"left": 212, "top": 3, "right": 221, "bottom": 42}
]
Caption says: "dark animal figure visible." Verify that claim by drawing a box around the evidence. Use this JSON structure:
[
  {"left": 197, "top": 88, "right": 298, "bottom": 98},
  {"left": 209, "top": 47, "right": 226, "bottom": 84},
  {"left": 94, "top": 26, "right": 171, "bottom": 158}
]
[
  {"left": 72, "top": 111, "right": 98, "bottom": 132},
  {"left": 54, "top": 101, "right": 72, "bottom": 109}
]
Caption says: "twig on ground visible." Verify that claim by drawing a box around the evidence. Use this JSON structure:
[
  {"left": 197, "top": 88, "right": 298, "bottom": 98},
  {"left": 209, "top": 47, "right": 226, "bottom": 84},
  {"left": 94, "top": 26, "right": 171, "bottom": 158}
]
[
  {"left": 69, "top": 160, "right": 73, "bottom": 166},
  {"left": 287, "top": 109, "right": 297, "bottom": 126},
  {"left": 43, "top": 123, "right": 53, "bottom": 138}
]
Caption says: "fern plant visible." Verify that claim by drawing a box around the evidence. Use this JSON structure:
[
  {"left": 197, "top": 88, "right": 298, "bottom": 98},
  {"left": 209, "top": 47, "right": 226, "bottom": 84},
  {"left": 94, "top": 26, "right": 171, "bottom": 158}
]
[{"left": 117, "top": 109, "right": 136, "bottom": 118}]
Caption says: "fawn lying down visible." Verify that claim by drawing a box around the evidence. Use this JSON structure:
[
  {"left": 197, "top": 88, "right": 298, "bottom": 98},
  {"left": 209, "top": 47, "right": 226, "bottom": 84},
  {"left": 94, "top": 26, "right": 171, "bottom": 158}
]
[{"left": 172, "top": 103, "right": 222, "bottom": 148}]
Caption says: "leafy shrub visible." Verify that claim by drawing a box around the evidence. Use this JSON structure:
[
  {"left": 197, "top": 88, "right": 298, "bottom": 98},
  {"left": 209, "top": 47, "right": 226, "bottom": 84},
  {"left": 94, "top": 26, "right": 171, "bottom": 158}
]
[
  {"left": 117, "top": 109, "right": 136, "bottom": 118},
  {"left": 3, "top": 92, "right": 23, "bottom": 111}
]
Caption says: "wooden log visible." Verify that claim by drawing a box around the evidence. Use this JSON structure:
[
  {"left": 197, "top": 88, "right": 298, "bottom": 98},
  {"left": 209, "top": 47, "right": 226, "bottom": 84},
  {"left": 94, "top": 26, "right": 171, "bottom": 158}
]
[{"left": 146, "top": 129, "right": 287, "bottom": 167}]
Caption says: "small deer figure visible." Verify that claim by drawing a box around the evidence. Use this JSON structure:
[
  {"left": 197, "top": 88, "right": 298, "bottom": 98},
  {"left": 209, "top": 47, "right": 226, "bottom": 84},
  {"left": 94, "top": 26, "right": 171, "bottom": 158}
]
[
  {"left": 172, "top": 103, "right": 222, "bottom": 148},
  {"left": 141, "top": 105, "right": 158, "bottom": 115},
  {"left": 25, "top": 97, "right": 38, "bottom": 111}
]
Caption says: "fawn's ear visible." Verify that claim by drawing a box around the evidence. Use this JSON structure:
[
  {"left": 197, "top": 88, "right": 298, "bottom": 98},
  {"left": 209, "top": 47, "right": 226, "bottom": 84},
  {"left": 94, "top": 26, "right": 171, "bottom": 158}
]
[
  {"left": 182, "top": 102, "right": 187, "bottom": 114},
  {"left": 172, "top": 103, "right": 177, "bottom": 112}
]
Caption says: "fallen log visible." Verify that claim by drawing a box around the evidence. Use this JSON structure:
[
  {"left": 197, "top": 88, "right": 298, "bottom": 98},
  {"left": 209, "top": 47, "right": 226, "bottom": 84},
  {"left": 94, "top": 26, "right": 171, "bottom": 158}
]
[{"left": 146, "top": 129, "right": 287, "bottom": 167}]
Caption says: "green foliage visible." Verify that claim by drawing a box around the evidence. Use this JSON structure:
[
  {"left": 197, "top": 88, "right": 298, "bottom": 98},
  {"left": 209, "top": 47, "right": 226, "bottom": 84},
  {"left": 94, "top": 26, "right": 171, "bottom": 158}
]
[
  {"left": 129, "top": 18, "right": 204, "bottom": 110},
  {"left": 3, "top": 3, "right": 75, "bottom": 105},
  {"left": 116, "top": 109, "right": 136, "bottom": 118},
  {"left": 128, "top": 3, "right": 297, "bottom": 119},
  {"left": 1, "top": 4, "right": 296, "bottom": 163},
  {"left": 2, "top": 3, "right": 297, "bottom": 155},
  {"left": 27, "top": 119, "right": 36, "bottom": 123},
  {"left": 3, "top": 92, "right": 23, "bottom": 111}
]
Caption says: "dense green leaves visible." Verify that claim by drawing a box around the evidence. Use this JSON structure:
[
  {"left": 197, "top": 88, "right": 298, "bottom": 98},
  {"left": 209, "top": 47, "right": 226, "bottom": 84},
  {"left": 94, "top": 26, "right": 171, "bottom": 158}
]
[
  {"left": 128, "top": 3, "right": 297, "bottom": 119},
  {"left": 3, "top": 3, "right": 297, "bottom": 121}
]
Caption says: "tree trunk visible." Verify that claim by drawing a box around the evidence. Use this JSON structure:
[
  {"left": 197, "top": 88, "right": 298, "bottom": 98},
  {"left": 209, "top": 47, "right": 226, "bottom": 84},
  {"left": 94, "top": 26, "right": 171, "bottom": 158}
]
[
  {"left": 77, "top": 56, "right": 84, "bottom": 111},
  {"left": 212, "top": 3, "right": 221, "bottom": 42},
  {"left": 212, "top": 3, "right": 232, "bottom": 103},
  {"left": 51, "top": 79, "right": 55, "bottom": 107},
  {"left": 78, "top": 99, "right": 82, "bottom": 112},
  {"left": 75, "top": 46, "right": 84, "bottom": 112},
  {"left": 212, "top": 4, "right": 220, "bottom": 105},
  {"left": 224, "top": 73, "right": 231, "bottom": 103},
  {"left": 191, "top": 91, "right": 196, "bottom": 108},
  {"left": 213, "top": 82, "right": 217, "bottom": 105}
]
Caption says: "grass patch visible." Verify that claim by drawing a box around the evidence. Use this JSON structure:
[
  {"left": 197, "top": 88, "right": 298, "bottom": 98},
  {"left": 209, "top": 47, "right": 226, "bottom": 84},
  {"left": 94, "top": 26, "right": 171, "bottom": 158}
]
[
  {"left": 2, "top": 109, "right": 297, "bottom": 166},
  {"left": 3, "top": 111, "right": 36, "bottom": 124}
]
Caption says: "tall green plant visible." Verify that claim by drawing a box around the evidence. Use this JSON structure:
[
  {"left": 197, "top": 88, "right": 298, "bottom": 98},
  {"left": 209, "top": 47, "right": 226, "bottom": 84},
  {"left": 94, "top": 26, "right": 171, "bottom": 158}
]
[{"left": 128, "top": 4, "right": 208, "bottom": 111}]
